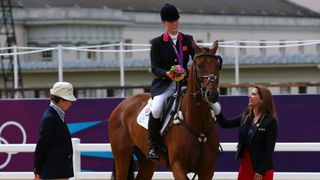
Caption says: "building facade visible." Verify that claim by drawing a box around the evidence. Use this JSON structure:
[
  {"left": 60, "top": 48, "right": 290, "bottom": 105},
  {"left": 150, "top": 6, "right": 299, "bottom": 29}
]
[{"left": 1, "top": 0, "right": 320, "bottom": 97}]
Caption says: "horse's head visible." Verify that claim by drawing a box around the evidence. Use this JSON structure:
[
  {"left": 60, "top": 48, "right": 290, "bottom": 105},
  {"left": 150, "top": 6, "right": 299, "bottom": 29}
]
[{"left": 191, "top": 40, "right": 223, "bottom": 104}]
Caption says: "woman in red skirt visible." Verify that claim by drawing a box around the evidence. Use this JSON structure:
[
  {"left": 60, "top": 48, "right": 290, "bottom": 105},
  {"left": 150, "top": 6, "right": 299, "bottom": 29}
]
[{"left": 213, "top": 85, "right": 278, "bottom": 180}]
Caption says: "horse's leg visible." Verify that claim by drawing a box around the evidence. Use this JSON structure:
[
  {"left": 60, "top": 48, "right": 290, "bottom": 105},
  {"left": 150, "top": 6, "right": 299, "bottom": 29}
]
[
  {"left": 112, "top": 143, "right": 133, "bottom": 180},
  {"left": 134, "top": 147, "right": 156, "bottom": 180},
  {"left": 197, "top": 153, "right": 216, "bottom": 180},
  {"left": 171, "top": 162, "right": 189, "bottom": 180},
  {"left": 109, "top": 94, "right": 151, "bottom": 179},
  {"left": 197, "top": 171, "right": 214, "bottom": 180},
  {"left": 172, "top": 166, "right": 214, "bottom": 180},
  {"left": 109, "top": 114, "right": 134, "bottom": 180}
]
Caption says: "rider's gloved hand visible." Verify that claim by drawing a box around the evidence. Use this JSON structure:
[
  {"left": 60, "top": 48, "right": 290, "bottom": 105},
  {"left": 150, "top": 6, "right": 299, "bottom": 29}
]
[{"left": 167, "top": 65, "right": 186, "bottom": 81}]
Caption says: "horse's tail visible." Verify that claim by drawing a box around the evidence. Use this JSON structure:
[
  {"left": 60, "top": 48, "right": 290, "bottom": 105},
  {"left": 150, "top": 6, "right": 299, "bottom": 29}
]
[
  {"left": 111, "top": 160, "right": 116, "bottom": 180},
  {"left": 111, "top": 155, "right": 135, "bottom": 180}
]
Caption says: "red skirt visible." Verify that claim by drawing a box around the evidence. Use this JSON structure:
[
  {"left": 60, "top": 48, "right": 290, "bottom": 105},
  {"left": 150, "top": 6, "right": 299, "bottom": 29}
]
[{"left": 238, "top": 150, "right": 274, "bottom": 180}]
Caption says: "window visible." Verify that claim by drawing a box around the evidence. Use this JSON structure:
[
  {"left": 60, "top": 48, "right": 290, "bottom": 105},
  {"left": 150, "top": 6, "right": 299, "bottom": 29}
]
[
  {"left": 87, "top": 51, "right": 96, "bottom": 60},
  {"left": 115, "top": 43, "right": 120, "bottom": 60},
  {"left": 317, "top": 44, "right": 320, "bottom": 54},
  {"left": 76, "top": 43, "right": 91, "bottom": 60},
  {"left": 259, "top": 40, "right": 266, "bottom": 56},
  {"left": 279, "top": 40, "right": 286, "bottom": 55},
  {"left": 107, "top": 89, "right": 114, "bottom": 97},
  {"left": 124, "top": 39, "right": 133, "bottom": 58},
  {"left": 280, "top": 86, "right": 290, "bottom": 94},
  {"left": 144, "top": 87, "right": 150, "bottom": 93},
  {"left": 298, "top": 86, "right": 307, "bottom": 94},
  {"left": 239, "top": 42, "right": 246, "bottom": 55},
  {"left": 42, "top": 51, "right": 53, "bottom": 61},
  {"left": 219, "top": 87, "right": 228, "bottom": 95},
  {"left": 196, "top": 39, "right": 203, "bottom": 44},
  {"left": 298, "top": 41, "right": 304, "bottom": 54},
  {"left": 239, "top": 87, "right": 248, "bottom": 95}
]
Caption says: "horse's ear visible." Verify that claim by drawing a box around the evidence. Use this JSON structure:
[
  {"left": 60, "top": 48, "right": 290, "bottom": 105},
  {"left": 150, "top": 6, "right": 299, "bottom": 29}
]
[
  {"left": 191, "top": 40, "right": 201, "bottom": 54},
  {"left": 210, "top": 40, "right": 219, "bottom": 54}
]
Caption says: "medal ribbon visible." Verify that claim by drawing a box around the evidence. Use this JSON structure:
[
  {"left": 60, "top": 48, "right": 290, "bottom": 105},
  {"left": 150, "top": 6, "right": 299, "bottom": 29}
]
[{"left": 167, "top": 32, "right": 183, "bottom": 66}]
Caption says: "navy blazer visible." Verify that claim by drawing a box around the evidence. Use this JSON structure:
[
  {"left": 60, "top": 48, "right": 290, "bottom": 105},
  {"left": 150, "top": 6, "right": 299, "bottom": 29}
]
[
  {"left": 216, "top": 113, "right": 278, "bottom": 175},
  {"left": 34, "top": 106, "right": 74, "bottom": 179},
  {"left": 150, "top": 32, "right": 194, "bottom": 97}
]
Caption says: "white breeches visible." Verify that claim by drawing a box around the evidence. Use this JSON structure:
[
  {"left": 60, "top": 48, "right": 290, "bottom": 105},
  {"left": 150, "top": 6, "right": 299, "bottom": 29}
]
[
  {"left": 151, "top": 82, "right": 176, "bottom": 119},
  {"left": 151, "top": 82, "right": 217, "bottom": 119}
]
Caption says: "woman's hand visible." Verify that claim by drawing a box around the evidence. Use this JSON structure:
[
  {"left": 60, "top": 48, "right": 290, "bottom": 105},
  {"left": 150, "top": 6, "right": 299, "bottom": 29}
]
[
  {"left": 211, "top": 102, "right": 221, "bottom": 115},
  {"left": 253, "top": 172, "right": 263, "bottom": 180}
]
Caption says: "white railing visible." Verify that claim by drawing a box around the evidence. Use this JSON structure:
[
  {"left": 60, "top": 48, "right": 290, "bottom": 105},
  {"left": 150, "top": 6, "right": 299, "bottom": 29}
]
[
  {"left": 1, "top": 40, "right": 320, "bottom": 98},
  {"left": 0, "top": 139, "right": 320, "bottom": 180}
]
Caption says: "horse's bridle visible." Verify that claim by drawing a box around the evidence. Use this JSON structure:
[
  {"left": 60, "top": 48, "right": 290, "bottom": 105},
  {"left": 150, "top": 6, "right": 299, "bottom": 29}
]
[
  {"left": 194, "top": 52, "right": 223, "bottom": 69},
  {"left": 192, "top": 52, "right": 221, "bottom": 102}
]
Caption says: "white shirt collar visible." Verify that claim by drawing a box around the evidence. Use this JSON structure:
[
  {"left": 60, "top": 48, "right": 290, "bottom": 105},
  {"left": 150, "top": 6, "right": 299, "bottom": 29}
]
[
  {"left": 169, "top": 32, "right": 178, "bottom": 45},
  {"left": 50, "top": 102, "right": 65, "bottom": 122}
]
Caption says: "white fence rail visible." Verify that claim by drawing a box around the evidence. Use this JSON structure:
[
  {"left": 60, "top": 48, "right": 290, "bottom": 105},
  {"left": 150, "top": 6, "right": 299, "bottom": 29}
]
[
  {"left": 2, "top": 40, "right": 320, "bottom": 98},
  {"left": 1, "top": 138, "right": 320, "bottom": 180}
]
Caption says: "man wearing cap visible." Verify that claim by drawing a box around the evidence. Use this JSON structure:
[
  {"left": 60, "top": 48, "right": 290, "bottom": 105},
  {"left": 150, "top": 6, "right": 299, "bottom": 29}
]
[
  {"left": 33, "top": 82, "right": 77, "bottom": 180},
  {"left": 147, "top": 3, "right": 195, "bottom": 160}
]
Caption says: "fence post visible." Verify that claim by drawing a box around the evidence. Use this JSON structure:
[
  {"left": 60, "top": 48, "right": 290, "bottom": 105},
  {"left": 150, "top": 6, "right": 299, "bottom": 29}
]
[
  {"left": 58, "top": 45, "right": 63, "bottom": 82},
  {"left": 234, "top": 41, "right": 240, "bottom": 95},
  {"left": 13, "top": 45, "right": 19, "bottom": 98},
  {"left": 72, "top": 138, "right": 81, "bottom": 180},
  {"left": 119, "top": 42, "right": 125, "bottom": 97}
]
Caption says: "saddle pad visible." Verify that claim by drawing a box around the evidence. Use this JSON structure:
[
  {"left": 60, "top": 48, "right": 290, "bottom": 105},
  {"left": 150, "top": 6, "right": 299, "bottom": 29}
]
[
  {"left": 137, "top": 98, "right": 175, "bottom": 136},
  {"left": 137, "top": 98, "right": 152, "bottom": 129}
]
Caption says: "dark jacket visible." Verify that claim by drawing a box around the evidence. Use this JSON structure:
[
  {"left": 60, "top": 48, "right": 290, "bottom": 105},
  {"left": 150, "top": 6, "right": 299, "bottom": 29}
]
[
  {"left": 216, "top": 113, "right": 278, "bottom": 175},
  {"left": 150, "top": 32, "right": 194, "bottom": 97},
  {"left": 34, "top": 106, "right": 74, "bottom": 179}
]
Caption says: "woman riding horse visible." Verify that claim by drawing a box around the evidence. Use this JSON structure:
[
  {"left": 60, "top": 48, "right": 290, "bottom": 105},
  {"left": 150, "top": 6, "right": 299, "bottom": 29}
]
[{"left": 147, "top": 3, "right": 195, "bottom": 161}]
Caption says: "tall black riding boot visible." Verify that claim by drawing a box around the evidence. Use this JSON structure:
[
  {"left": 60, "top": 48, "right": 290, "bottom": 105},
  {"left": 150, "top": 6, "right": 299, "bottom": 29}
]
[{"left": 147, "top": 113, "right": 160, "bottom": 160}]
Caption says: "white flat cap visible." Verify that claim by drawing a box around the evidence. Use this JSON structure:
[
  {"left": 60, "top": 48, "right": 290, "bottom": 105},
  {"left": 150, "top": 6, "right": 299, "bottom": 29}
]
[{"left": 50, "top": 82, "right": 77, "bottom": 102}]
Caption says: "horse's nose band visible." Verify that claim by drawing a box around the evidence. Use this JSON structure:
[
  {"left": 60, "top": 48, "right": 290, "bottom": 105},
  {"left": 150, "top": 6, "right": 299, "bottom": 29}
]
[{"left": 199, "top": 74, "right": 218, "bottom": 82}]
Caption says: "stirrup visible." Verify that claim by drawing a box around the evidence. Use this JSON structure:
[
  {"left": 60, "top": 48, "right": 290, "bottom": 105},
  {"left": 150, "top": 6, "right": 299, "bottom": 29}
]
[{"left": 147, "top": 147, "right": 160, "bottom": 160}]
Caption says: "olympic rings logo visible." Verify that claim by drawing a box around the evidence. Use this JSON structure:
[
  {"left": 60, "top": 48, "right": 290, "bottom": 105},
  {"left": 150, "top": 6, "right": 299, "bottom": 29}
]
[{"left": 0, "top": 121, "right": 27, "bottom": 169}]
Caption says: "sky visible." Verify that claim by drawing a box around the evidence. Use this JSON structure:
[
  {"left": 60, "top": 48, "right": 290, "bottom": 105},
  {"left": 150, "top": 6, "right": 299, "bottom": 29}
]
[{"left": 289, "top": 0, "right": 320, "bottom": 13}]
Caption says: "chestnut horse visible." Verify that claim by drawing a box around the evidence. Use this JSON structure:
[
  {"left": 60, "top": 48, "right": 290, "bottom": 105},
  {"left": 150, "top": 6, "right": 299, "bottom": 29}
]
[{"left": 108, "top": 41, "right": 222, "bottom": 180}]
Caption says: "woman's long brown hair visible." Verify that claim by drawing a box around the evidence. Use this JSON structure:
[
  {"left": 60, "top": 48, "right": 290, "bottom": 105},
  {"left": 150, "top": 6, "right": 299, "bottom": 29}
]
[{"left": 242, "top": 85, "right": 277, "bottom": 123}]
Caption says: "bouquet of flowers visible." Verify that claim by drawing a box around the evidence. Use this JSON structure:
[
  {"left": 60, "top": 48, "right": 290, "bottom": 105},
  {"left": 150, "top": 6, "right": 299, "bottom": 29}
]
[{"left": 167, "top": 65, "right": 186, "bottom": 81}]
